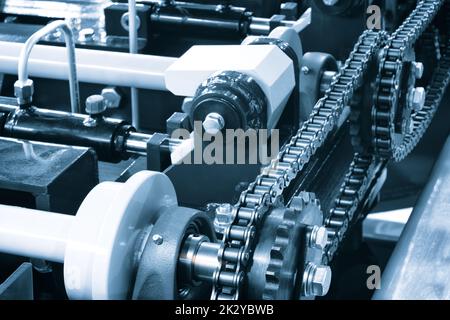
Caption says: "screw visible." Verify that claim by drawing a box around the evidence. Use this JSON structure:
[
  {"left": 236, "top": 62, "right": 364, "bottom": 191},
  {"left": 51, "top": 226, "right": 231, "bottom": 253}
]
[
  {"left": 203, "top": 112, "right": 225, "bottom": 135},
  {"left": 120, "top": 12, "right": 141, "bottom": 32},
  {"left": 412, "top": 61, "right": 424, "bottom": 80},
  {"left": 308, "top": 226, "right": 328, "bottom": 250},
  {"left": 407, "top": 87, "right": 426, "bottom": 111},
  {"left": 303, "top": 263, "right": 332, "bottom": 297},
  {"left": 301, "top": 66, "right": 310, "bottom": 75},
  {"left": 152, "top": 234, "right": 163, "bottom": 245}
]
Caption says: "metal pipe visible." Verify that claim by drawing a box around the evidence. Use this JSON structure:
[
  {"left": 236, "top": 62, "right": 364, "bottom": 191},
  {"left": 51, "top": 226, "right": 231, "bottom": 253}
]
[
  {"left": 125, "top": 131, "right": 183, "bottom": 155},
  {"left": 128, "top": 0, "right": 140, "bottom": 129},
  {"left": 0, "top": 204, "right": 74, "bottom": 263},
  {"left": 124, "top": 132, "right": 151, "bottom": 156},
  {"left": 0, "top": 41, "right": 176, "bottom": 91},
  {"left": 17, "top": 20, "right": 80, "bottom": 113},
  {"left": 373, "top": 135, "right": 450, "bottom": 300}
]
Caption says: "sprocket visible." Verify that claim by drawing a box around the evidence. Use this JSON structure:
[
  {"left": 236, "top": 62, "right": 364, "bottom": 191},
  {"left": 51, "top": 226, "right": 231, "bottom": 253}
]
[{"left": 245, "top": 192, "right": 328, "bottom": 300}]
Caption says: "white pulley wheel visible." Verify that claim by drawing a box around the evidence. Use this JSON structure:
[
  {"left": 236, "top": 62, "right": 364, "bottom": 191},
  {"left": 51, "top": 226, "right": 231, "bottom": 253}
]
[{"left": 63, "top": 171, "right": 177, "bottom": 299}]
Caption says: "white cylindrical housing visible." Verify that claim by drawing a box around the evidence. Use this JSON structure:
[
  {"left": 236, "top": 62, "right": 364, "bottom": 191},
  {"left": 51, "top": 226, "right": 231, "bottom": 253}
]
[
  {"left": 0, "top": 205, "right": 73, "bottom": 263},
  {"left": 0, "top": 41, "right": 177, "bottom": 91}
]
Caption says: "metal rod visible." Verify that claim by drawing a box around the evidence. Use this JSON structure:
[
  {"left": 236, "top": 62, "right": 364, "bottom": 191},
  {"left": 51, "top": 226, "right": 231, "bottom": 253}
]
[
  {"left": 124, "top": 131, "right": 183, "bottom": 155},
  {"left": 124, "top": 132, "right": 152, "bottom": 156},
  {"left": 18, "top": 20, "right": 80, "bottom": 113},
  {"left": 128, "top": 0, "right": 140, "bottom": 129}
]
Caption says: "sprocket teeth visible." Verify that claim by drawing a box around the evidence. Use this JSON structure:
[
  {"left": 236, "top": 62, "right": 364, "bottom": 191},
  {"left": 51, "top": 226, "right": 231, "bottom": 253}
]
[
  {"left": 371, "top": 0, "right": 447, "bottom": 161},
  {"left": 262, "top": 195, "right": 323, "bottom": 300}
]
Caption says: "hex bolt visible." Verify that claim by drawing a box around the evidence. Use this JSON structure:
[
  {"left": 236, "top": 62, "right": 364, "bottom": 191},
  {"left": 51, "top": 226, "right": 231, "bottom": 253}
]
[
  {"left": 101, "top": 87, "right": 122, "bottom": 109},
  {"left": 412, "top": 61, "right": 424, "bottom": 80},
  {"left": 85, "top": 94, "right": 107, "bottom": 116},
  {"left": 14, "top": 79, "right": 34, "bottom": 106},
  {"left": 152, "top": 234, "right": 164, "bottom": 245},
  {"left": 203, "top": 112, "right": 225, "bottom": 135},
  {"left": 407, "top": 87, "right": 426, "bottom": 111},
  {"left": 308, "top": 225, "right": 328, "bottom": 250},
  {"left": 303, "top": 263, "right": 332, "bottom": 297},
  {"left": 214, "top": 203, "right": 234, "bottom": 234}
]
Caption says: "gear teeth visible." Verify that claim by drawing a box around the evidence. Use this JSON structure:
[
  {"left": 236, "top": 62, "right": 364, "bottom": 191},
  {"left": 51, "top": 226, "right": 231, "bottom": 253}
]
[
  {"left": 371, "top": 0, "right": 448, "bottom": 161},
  {"left": 213, "top": 1, "right": 449, "bottom": 300},
  {"left": 325, "top": 154, "right": 376, "bottom": 261},
  {"left": 349, "top": 31, "right": 388, "bottom": 154},
  {"left": 262, "top": 193, "right": 322, "bottom": 300}
]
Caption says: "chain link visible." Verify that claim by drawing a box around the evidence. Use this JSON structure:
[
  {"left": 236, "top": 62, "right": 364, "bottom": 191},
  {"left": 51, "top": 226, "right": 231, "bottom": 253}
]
[
  {"left": 326, "top": 0, "right": 450, "bottom": 262},
  {"left": 372, "top": 0, "right": 446, "bottom": 161},
  {"left": 211, "top": 0, "right": 449, "bottom": 300},
  {"left": 210, "top": 29, "right": 387, "bottom": 300}
]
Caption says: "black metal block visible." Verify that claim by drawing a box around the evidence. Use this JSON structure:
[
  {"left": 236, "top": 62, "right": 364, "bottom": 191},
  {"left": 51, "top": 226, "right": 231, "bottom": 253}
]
[
  {"left": 104, "top": 3, "right": 151, "bottom": 39},
  {"left": 0, "top": 138, "right": 98, "bottom": 215}
]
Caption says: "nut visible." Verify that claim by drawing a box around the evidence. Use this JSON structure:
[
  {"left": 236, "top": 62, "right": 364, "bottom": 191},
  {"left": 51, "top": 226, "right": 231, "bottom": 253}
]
[
  {"left": 309, "top": 226, "right": 329, "bottom": 250},
  {"left": 408, "top": 87, "right": 426, "bottom": 111},
  {"left": 101, "top": 87, "right": 122, "bottom": 109},
  {"left": 14, "top": 79, "right": 34, "bottom": 105},
  {"left": 303, "top": 263, "right": 332, "bottom": 297},
  {"left": 412, "top": 61, "right": 424, "bottom": 80},
  {"left": 310, "top": 265, "right": 332, "bottom": 296},
  {"left": 214, "top": 203, "right": 234, "bottom": 234},
  {"left": 203, "top": 112, "right": 225, "bottom": 135}
]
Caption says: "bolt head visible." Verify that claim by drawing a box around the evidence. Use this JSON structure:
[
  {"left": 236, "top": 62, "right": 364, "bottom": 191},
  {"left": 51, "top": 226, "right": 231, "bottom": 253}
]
[
  {"left": 152, "top": 234, "right": 163, "bottom": 245},
  {"left": 203, "top": 112, "right": 225, "bottom": 135},
  {"left": 217, "top": 203, "right": 232, "bottom": 214},
  {"left": 408, "top": 87, "right": 426, "bottom": 111},
  {"left": 14, "top": 79, "right": 34, "bottom": 105},
  {"left": 309, "top": 226, "right": 328, "bottom": 250},
  {"left": 311, "top": 265, "right": 332, "bottom": 296},
  {"left": 412, "top": 61, "right": 424, "bottom": 80},
  {"left": 215, "top": 203, "right": 233, "bottom": 224},
  {"left": 85, "top": 94, "right": 106, "bottom": 115},
  {"left": 301, "top": 66, "right": 310, "bottom": 75},
  {"left": 214, "top": 203, "right": 234, "bottom": 234},
  {"left": 101, "top": 87, "right": 122, "bottom": 109}
]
